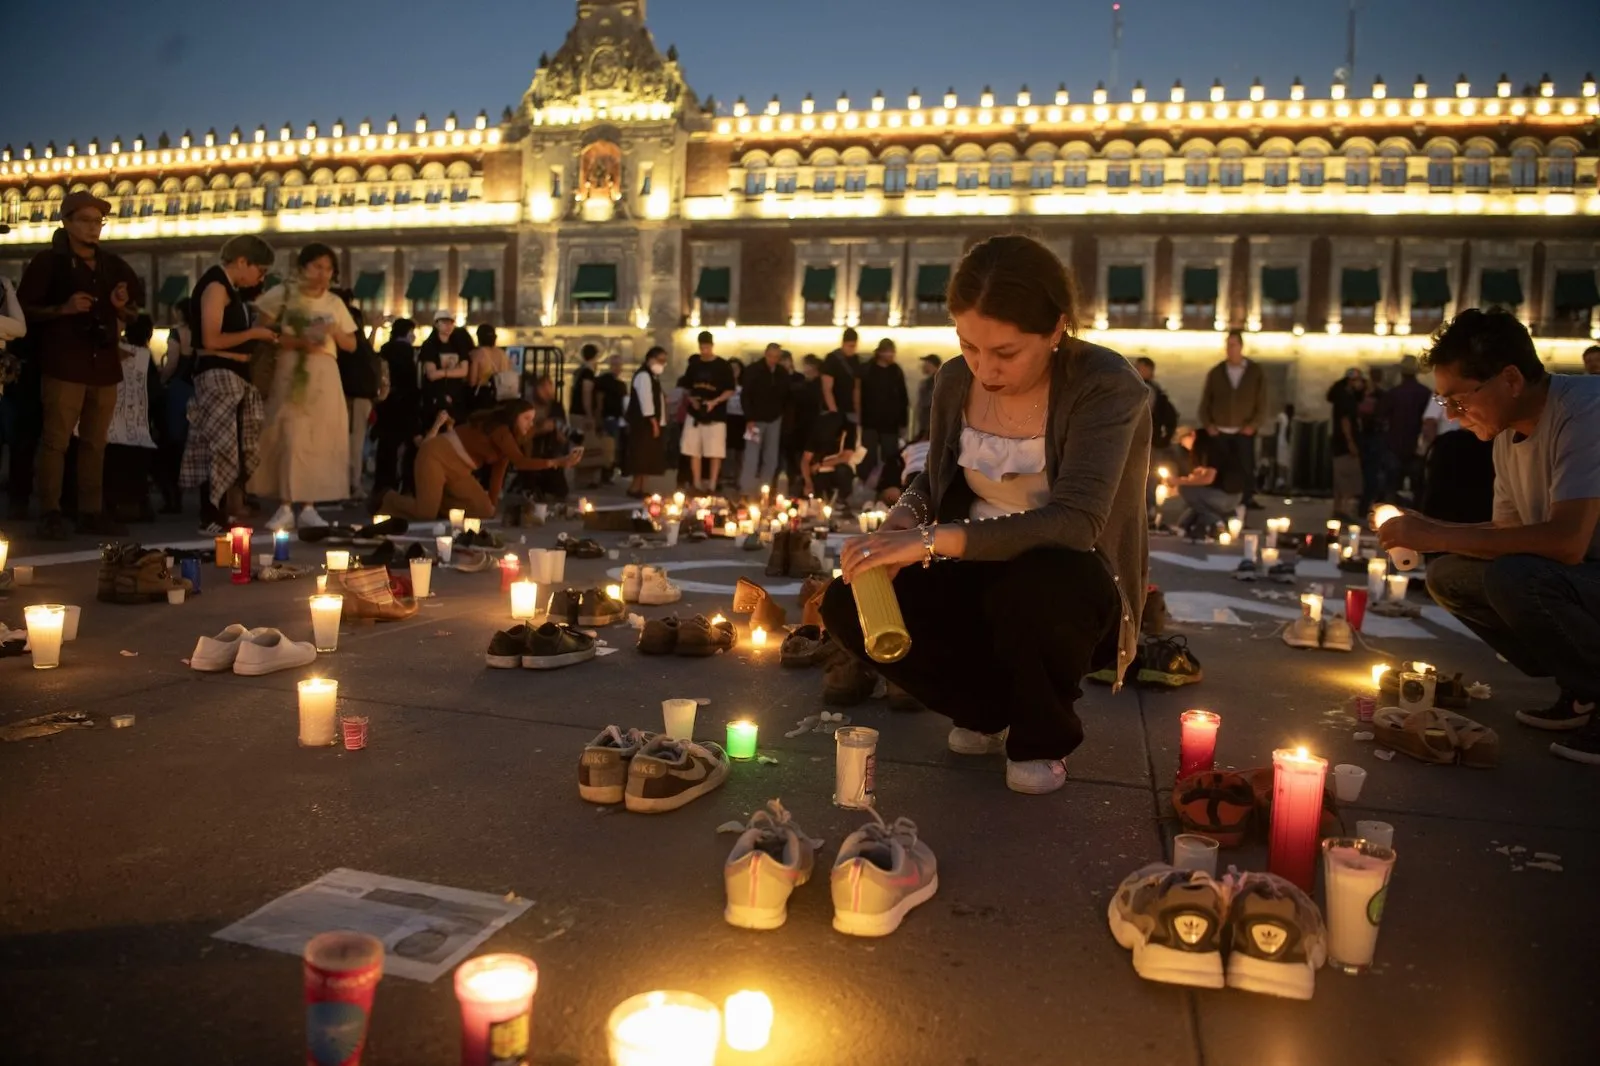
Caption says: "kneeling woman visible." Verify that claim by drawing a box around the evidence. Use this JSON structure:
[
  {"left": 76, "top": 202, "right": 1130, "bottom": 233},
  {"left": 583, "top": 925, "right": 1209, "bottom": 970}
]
[
  {"left": 378, "top": 400, "right": 579, "bottom": 521},
  {"left": 823, "top": 235, "right": 1150, "bottom": 795}
]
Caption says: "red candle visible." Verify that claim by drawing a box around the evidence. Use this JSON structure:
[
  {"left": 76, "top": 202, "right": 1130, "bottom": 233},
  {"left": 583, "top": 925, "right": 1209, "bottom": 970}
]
[
  {"left": 499, "top": 553, "right": 521, "bottom": 592},
  {"left": 455, "top": 953, "right": 537, "bottom": 1066},
  {"left": 1177, "top": 710, "right": 1221, "bottom": 780},
  {"left": 1268, "top": 746, "right": 1329, "bottom": 891},
  {"left": 229, "top": 526, "right": 252, "bottom": 585}
]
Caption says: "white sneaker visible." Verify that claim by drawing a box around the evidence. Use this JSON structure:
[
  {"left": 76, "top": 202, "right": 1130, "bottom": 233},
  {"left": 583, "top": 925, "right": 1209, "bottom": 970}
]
[
  {"left": 831, "top": 810, "right": 938, "bottom": 937},
  {"left": 265, "top": 503, "right": 296, "bottom": 531},
  {"left": 297, "top": 505, "right": 329, "bottom": 529},
  {"left": 621, "top": 563, "right": 642, "bottom": 603},
  {"left": 190, "top": 624, "right": 259, "bottom": 672},
  {"left": 1006, "top": 758, "right": 1068, "bottom": 794},
  {"left": 637, "top": 565, "right": 682, "bottom": 605},
  {"left": 948, "top": 726, "right": 1008, "bottom": 755},
  {"left": 1282, "top": 616, "right": 1321, "bottom": 649},
  {"left": 233, "top": 628, "right": 318, "bottom": 676},
  {"left": 724, "top": 799, "right": 818, "bottom": 930}
]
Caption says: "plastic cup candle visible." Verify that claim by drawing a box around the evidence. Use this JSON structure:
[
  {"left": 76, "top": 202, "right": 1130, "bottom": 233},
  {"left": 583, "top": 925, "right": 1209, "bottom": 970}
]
[
  {"left": 1355, "top": 819, "right": 1395, "bottom": 849},
  {"left": 1172, "top": 833, "right": 1220, "bottom": 876},
  {"left": 60, "top": 604, "right": 81, "bottom": 641},
  {"left": 1267, "top": 746, "right": 1329, "bottom": 891},
  {"left": 309, "top": 594, "right": 344, "bottom": 652},
  {"left": 605, "top": 583, "right": 623, "bottom": 603},
  {"left": 1218, "top": 532, "right": 1233, "bottom": 547},
  {"left": 326, "top": 550, "right": 351, "bottom": 572},
  {"left": 273, "top": 529, "right": 291, "bottom": 562},
  {"left": 1177, "top": 710, "right": 1221, "bottom": 780},
  {"left": 751, "top": 626, "right": 768, "bottom": 650},
  {"left": 463, "top": 517, "right": 482, "bottom": 534},
  {"left": 1322, "top": 838, "right": 1396, "bottom": 974},
  {"left": 1327, "top": 542, "right": 1342, "bottom": 565},
  {"left": 455, "top": 953, "right": 538, "bottom": 1066},
  {"left": 448, "top": 508, "right": 466, "bottom": 533},
  {"left": 672, "top": 491, "right": 685, "bottom": 507},
  {"left": 499, "top": 553, "right": 521, "bottom": 592},
  {"left": 297, "top": 679, "right": 339, "bottom": 747},
  {"left": 316, "top": 574, "right": 328, "bottom": 593},
  {"left": 510, "top": 580, "right": 539, "bottom": 621},
  {"left": 723, "top": 990, "right": 773, "bottom": 1053},
  {"left": 1301, "top": 592, "right": 1324, "bottom": 623},
  {"left": 607, "top": 990, "right": 720, "bottom": 1066},
  {"left": 23, "top": 604, "right": 66, "bottom": 669},
  {"left": 1371, "top": 504, "right": 1420, "bottom": 570},
  {"left": 410, "top": 557, "right": 433, "bottom": 598},
  {"left": 1226, "top": 517, "right": 1243, "bottom": 538},
  {"left": 1385, "top": 574, "right": 1408, "bottom": 602},
  {"left": 1327, "top": 519, "right": 1343, "bottom": 537},
  {"left": 1259, "top": 547, "right": 1280, "bottom": 568},
  {"left": 662, "top": 698, "right": 696, "bottom": 740},
  {"left": 1366, "top": 557, "right": 1388, "bottom": 601},
  {"left": 1332, "top": 763, "right": 1368, "bottom": 802},
  {"left": 726, "top": 719, "right": 759, "bottom": 760},
  {"left": 302, "top": 932, "right": 384, "bottom": 1066}
]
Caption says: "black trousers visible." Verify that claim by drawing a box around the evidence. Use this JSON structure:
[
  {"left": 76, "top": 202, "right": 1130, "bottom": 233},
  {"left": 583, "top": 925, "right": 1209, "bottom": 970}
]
[
  {"left": 372, "top": 432, "right": 417, "bottom": 497},
  {"left": 820, "top": 547, "right": 1121, "bottom": 762},
  {"left": 1205, "top": 431, "right": 1256, "bottom": 503}
]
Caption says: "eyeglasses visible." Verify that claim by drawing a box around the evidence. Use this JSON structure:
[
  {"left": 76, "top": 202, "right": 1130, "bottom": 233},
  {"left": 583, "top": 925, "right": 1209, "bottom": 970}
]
[{"left": 1434, "top": 380, "right": 1488, "bottom": 417}]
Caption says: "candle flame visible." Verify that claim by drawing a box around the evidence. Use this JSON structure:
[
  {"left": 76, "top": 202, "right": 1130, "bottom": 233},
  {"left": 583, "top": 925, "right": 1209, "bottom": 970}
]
[
  {"left": 752, "top": 626, "right": 767, "bottom": 646},
  {"left": 1295, "top": 745, "right": 1308, "bottom": 760},
  {"left": 1373, "top": 504, "right": 1403, "bottom": 529},
  {"left": 605, "top": 584, "right": 623, "bottom": 601},
  {"left": 711, "top": 614, "right": 727, "bottom": 626},
  {"left": 1411, "top": 661, "right": 1434, "bottom": 674},
  {"left": 1372, "top": 664, "right": 1390, "bottom": 685},
  {"left": 1157, "top": 466, "right": 1171, "bottom": 479}
]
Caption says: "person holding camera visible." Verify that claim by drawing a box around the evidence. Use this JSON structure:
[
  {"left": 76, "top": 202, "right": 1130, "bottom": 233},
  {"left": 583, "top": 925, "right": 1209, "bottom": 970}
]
[{"left": 16, "top": 191, "right": 146, "bottom": 539}]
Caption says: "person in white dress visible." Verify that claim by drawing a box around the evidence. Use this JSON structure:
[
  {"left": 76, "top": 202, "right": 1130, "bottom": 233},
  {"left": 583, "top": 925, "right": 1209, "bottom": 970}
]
[{"left": 251, "top": 243, "right": 356, "bottom": 529}]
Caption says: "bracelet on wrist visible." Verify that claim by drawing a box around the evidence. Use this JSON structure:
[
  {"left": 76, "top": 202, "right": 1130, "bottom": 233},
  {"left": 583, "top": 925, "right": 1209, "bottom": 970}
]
[{"left": 918, "top": 524, "right": 938, "bottom": 568}]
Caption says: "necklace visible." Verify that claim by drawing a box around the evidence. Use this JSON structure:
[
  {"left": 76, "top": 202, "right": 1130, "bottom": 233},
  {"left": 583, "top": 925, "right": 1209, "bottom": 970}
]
[{"left": 986, "top": 389, "right": 1044, "bottom": 435}]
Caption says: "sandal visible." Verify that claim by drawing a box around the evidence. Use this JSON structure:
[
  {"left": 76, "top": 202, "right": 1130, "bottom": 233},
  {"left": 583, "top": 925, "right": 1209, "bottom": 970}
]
[{"left": 1372, "top": 706, "right": 1499, "bottom": 768}]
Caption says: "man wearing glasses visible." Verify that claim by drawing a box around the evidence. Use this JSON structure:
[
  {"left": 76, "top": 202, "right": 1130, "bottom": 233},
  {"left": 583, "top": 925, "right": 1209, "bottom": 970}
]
[
  {"left": 1379, "top": 309, "right": 1600, "bottom": 765},
  {"left": 17, "top": 191, "right": 146, "bottom": 538}
]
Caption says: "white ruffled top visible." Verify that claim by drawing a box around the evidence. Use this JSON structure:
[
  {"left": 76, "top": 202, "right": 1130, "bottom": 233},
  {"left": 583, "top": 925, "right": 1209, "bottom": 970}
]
[{"left": 958, "top": 425, "right": 1050, "bottom": 520}]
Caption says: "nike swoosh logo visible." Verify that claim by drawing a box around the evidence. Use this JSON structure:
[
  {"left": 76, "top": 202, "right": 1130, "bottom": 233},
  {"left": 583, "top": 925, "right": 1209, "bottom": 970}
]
[{"left": 674, "top": 761, "right": 708, "bottom": 782}]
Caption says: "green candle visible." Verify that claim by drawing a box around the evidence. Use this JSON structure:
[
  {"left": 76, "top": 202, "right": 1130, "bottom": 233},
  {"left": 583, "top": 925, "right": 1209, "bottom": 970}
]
[{"left": 726, "top": 720, "right": 758, "bottom": 760}]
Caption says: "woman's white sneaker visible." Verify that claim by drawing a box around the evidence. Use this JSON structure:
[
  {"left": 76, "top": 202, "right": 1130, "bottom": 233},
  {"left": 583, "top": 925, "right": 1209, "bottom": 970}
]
[
  {"left": 265, "top": 503, "right": 296, "bottom": 531},
  {"left": 1006, "top": 758, "right": 1068, "bottom": 794},
  {"left": 947, "top": 726, "right": 1007, "bottom": 755},
  {"left": 297, "top": 506, "right": 329, "bottom": 529}
]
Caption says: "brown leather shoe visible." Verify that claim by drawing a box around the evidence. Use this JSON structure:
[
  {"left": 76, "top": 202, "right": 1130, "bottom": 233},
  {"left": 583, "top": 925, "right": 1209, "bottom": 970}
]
[{"left": 798, "top": 575, "right": 830, "bottom": 628}]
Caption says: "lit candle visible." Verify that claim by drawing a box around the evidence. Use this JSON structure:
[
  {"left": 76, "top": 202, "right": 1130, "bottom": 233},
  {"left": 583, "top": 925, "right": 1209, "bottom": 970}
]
[
  {"left": 510, "top": 580, "right": 539, "bottom": 621},
  {"left": 1218, "top": 531, "right": 1233, "bottom": 547},
  {"left": 606, "top": 991, "right": 720, "bottom": 1066},
  {"left": 1371, "top": 663, "right": 1390, "bottom": 690},
  {"left": 760, "top": 483, "right": 771, "bottom": 500},
  {"left": 455, "top": 954, "right": 538, "bottom": 1066},
  {"left": 0, "top": 536, "right": 9, "bottom": 572},
  {"left": 316, "top": 573, "right": 328, "bottom": 593},
  {"left": 500, "top": 553, "right": 521, "bottom": 592},
  {"left": 710, "top": 614, "right": 727, "bottom": 627},
  {"left": 1410, "top": 661, "right": 1435, "bottom": 675},
  {"left": 1301, "top": 591, "right": 1324, "bottom": 622},
  {"left": 371, "top": 513, "right": 391, "bottom": 526},
  {"left": 436, "top": 535, "right": 454, "bottom": 565},
  {"left": 1157, "top": 465, "right": 1172, "bottom": 480},
  {"left": 1268, "top": 746, "right": 1329, "bottom": 891},
  {"left": 1226, "top": 517, "right": 1243, "bottom": 538},
  {"left": 448, "top": 507, "right": 466, "bottom": 533},
  {"left": 666, "top": 503, "right": 681, "bottom": 518},
  {"left": 751, "top": 626, "right": 767, "bottom": 648},
  {"left": 1154, "top": 483, "right": 1170, "bottom": 507},
  {"left": 605, "top": 583, "right": 623, "bottom": 602},
  {"left": 1386, "top": 574, "right": 1408, "bottom": 602},
  {"left": 724, "top": 520, "right": 738, "bottom": 537},
  {"left": 1177, "top": 709, "right": 1221, "bottom": 780},
  {"left": 739, "top": 519, "right": 755, "bottom": 536},
  {"left": 857, "top": 512, "right": 871, "bottom": 534},
  {"left": 582, "top": 500, "right": 595, "bottom": 514},
  {"left": 463, "top": 517, "right": 482, "bottom": 534},
  {"left": 1370, "top": 504, "right": 1420, "bottom": 570},
  {"left": 1260, "top": 546, "right": 1280, "bottom": 568},
  {"left": 297, "top": 679, "right": 338, "bottom": 747},
  {"left": 726, "top": 720, "right": 759, "bottom": 760},
  {"left": 230, "top": 526, "right": 252, "bottom": 585},
  {"left": 273, "top": 528, "right": 291, "bottom": 562},
  {"left": 23, "top": 604, "right": 66, "bottom": 669},
  {"left": 1327, "top": 542, "right": 1342, "bottom": 565},
  {"left": 326, "top": 549, "right": 351, "bottom": 572},
  {"left": 309, "top": 594, "right": 343, "bottom": 652},
  {"left": 1240, "top": 532, "right": 1260, "bottom": 560},
  {"left": 672, "top": 491, "right": 685, "bottom": 507},
  {"left": 1342, "top": 544, "right": 1355, "bottom": 559},
  {"left": 1326, "top": 519, "right": 1343, "bottom": 536},
  {"left": 723, "top": 990, "right": 773, "bottom": 1053},
  {"left": 1264, "top": 519, "right": 1280, "bottom": 549},
  {"left": 410, "top": 557, "right": 433, "bottom": 598},
  {"left": 1366, "top": 557, "right": 1388, "bottom": 601},
  {"left": 770, "top": 517, "right": 784, "bottom": 534}
]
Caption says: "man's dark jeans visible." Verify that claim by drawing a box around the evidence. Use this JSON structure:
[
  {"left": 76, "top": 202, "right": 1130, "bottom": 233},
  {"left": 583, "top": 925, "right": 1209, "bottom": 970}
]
[{"left": 1426, "top": 553, "right": 1600, "bottom": 701}]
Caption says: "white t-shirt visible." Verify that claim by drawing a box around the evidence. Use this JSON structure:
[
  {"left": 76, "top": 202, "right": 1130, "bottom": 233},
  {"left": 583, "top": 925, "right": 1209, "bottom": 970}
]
[
  {"left": 1491, "top": 374, "right": 1600, "bottom": 561},
  {"left": 107, "top": 344, "right": 156, "bottom": 448},
  {"left": 255, "top": 285, "right": 356, "bottom": 359}
]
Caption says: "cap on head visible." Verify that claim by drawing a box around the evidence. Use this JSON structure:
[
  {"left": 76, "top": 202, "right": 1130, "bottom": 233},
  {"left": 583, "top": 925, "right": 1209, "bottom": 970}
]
[
  {"left": 920, "top": 354, "right": 942, "bottom": 368},
  {"left": 61, "top": 190, "right": 112, "bottom": 219}
]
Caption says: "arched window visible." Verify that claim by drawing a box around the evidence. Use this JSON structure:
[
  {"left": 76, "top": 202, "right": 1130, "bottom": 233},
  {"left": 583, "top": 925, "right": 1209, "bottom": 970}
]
[
  {"left": 1139, "top": 154, "right": 1166, "bottom": 188},
  {"left": 1105, "top": 150, "right": 1132, "bottom": 188},
  {"left": 1184, "top": 150, "right": 1210, "bottom": 188},
  {"left": 989, "top": 154, "right": 1014, "bottom": 190},
  {"left": 743, "top": 161, "right": 767, "bottom": 196},
  {"left": 1028, "top": 151, "right": 1055, "bottom": 189},
  {"left": 882, "top": 155, "right": 907, "bottom": 194},
  {"left": 1427, "top": 147, "right": 1454, "bottom": 189},
  {"left": 1262, "top": 151, "right": 1289, "bottom": 188},
  {"left": 1547, "top": 147, "right": 1575, "bottom": 189},
  {"left": 1218, "top": 150, "right": 1244, "bottom": 187},
  {"left": 1061, "top": 151, "right": 1089, "bottom": 188},
  {"left": 1379, "top": 147, "right": 1408, "bottom": 188},
  {"left": 1509, "top": 146, "right": 1538, "bottom": 187},
  {"left": 1345, "top": 148, "right": 1371, "bottom": 188},
  {"left": 1299, "top": 150, "right": 1325, "bottom": 188},
  {"left": 1462, "top": 147, "right": 1491, "bottom": 189}
]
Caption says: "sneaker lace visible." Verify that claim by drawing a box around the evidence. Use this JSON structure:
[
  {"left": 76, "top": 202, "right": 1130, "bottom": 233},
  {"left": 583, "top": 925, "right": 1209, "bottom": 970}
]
[
  {"left": 854, "top": 807, "right": 920, "bottom": 850},
  {"left": 747, "top": 798, "right": 823, "bottom": 850}
]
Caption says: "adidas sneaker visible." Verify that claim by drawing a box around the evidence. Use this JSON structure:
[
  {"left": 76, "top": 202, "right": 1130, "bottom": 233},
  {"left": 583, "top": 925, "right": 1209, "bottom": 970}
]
[{"left": 1107, "top": 863, "right": 1227, "bottom": 989}]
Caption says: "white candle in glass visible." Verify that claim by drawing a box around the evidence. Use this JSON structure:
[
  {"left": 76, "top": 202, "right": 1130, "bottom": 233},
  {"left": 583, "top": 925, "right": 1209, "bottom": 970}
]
[
  {"left": 409, "top": 557, "right": 433, "bottom": 598},
  {"left": 1371, "top": 504, "right": 1420, "bottom": 570},
  {"left": 1260, "top": 547, "right": 1280, "bottom": 568},
  {"left": 723, "top": 991, "right": 774, "bottom": 1053},
  {"left": 1386, "top": 574, "right": 1409, "bottom": 602},
  {"left": 1226, "top": 518, "right": 1243, "bottom": 538},
  {"left": 510, "top": 580, "right": 538, "bottom": 621},
  {"left": 1367, "top": 557, "right": 1388, "bottom": 600},
  {"left": 1301, "top": 592, "right": 1324, "bottom": 622},
  {"left": 0, "top": 536, "right": 8, "bottom": 572},
  {"left": 463, "top": 517, "right": 482, "bottom": 534},
  {"left": 606, "top": 991, "right": 720, "bottom": 1066},
  {"left": 325, "top": 550, "right": 351, "bottom": 572},
  {"left": 435, "top": 535, "right": 454, "bottom": 564},
  {"left": 297, "top": 678, "right": 339, "bottom": 746},
  {"left": 309, "top": 594, "right": 343, "bottom": 652},
  {"left": 1218, "top": 531, "right": 1233, "bottom": 547},
  {"left": 23, "top": 604, "right": 66, "bottom": 669},
  {"left": 448, "top": 508, "right": 466, "bottom": 533}
]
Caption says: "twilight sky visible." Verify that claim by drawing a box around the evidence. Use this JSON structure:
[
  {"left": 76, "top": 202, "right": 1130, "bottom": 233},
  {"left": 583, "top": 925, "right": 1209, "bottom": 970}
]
[{"left": 6, "top": 0, "right": 1597, "bottom": 149}]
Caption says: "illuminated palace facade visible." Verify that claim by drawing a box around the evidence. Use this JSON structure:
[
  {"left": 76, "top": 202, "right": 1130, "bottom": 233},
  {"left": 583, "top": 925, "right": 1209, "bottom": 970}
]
[{"left": 2, "top": 0, "right": 1597, "bottom": 415}]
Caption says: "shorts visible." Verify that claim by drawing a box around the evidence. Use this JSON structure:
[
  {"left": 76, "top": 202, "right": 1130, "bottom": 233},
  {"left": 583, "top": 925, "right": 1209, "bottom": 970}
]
[
  {"left": 679, "top": 418, "right": 727, "bottom": 459},
  {"left": 1332, "top": 454, "right": 1362, "bottom": 497}
]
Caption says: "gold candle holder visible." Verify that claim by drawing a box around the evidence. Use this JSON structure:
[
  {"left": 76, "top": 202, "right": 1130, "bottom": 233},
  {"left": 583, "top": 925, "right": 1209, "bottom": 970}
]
[{"left": 851, "top": 567, "right": 911, "bottom": 663}]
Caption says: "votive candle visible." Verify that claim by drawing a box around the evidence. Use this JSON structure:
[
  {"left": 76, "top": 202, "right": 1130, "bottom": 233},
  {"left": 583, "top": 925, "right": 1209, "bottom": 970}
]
[
  {"left": 1218, "top": 531, "right": 1233, "bottom": 547},
  {"left": 1301, "top": 592, "right": 1324, "bottom": 622},
  {"left": 23, "top": 604, "right": 66, "bottom": 669},
  {"left": 1386, "top": 574, "right": 1408, "bottom": 602},
  {"left": 1260, "top": 546, "right": 1280, "bottom": 568},
  {"left": 1268, "top": 746, "right": 1329, "bottom": 891},
  {"left": 1366, "top": 557, "right": 1388, "bottom": 601},
  {"left": 448, "top": 508, "right": 466, "bottom": 533},
  {"left": 723, "top": 990, "right": 774, "bottom": 1053},
  {"left": 230, "top": 526, "right": 252, "bottom": 584},
  {"left": 606, "top": 991, "right": 720, "bottom": 1066},
  {"left": 326, "top": 550, "right": 351, "bottom": 572},
  {"left": 1177, "top": 709, "right": 1221, "bottom": 780},
  {"left": 499, "top": 553, "right": 521, "bottom": 592},
  {"left": 1226, "top": 517, "right": 1243, "bottom": 538},
  {"left": 510, "top": 580, "right": 539, "bottom": 621},
  {"left": 750, "top": 626, "right": 767, "bottom": 649},
  {"left": 297, "top": 679, "right": 339, "bottom": 747},
  {"left": 309, "top": 594, "right": 343, "bottom": 652},
  {"left": 455, "top": 954, "right": 538, "bottom": 1066},
  {"left": 463, "top": 517, "right": 482, "bottom": 534},
  {"left": 726, "top": 720, "right": 759, "bottom": 760},
  {"left": 273, "top": 529, "right": 291, "bottom": 562}
]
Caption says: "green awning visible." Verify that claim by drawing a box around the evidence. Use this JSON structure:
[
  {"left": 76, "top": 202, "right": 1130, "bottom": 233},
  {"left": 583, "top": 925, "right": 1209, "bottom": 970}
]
[
  {"left": 1106, "top": 265, "right": 1144, "bottom": 303},
  {"left": 915, "top": 263, "right": 950, "bottom": 302},
  {"left": 802, "top": 265, "right": 836, "bottom": 303},
  {"left": 459, "top": 268, "right": 496, "bottom": 302},
  {"left": 1182, "top": 267, "right": 1218, "bottom": 303},
  {"left": 1411, "top": 269, "right": 1451, "bottom": 308},
  {"left": 352, "top": 271, "right": 385, "bottom": 300},
  {"left": 1480, "top": 269, "right": 1523, "bottom": 307},
  {"left": 572, "top": 263, "right": 617, "bottom": 301},
  {"left": 857, "top": 266, "right": 893, "bottom": 302},
  {"left": 1553, "top": 269, "right": 1600, "bottom": 310},
  {"left": 156, "top": 274, "right": 190, "bottom": 305},
  {"left": 695, "top": 266, "right": 730, "bottom": 302},
  {"left": 1340, "top": 268, "right": 1381, "bottom": 306},
  {"left": 405, "top": 270, "right": 440, "bottom": 302},
  {"left": 1261, "top": 267, "right": 1300, "bottom": 304}
]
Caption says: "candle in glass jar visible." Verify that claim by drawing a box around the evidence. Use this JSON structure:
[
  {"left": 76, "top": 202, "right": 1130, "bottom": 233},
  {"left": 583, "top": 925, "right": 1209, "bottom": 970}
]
[
  {"left": 723, "top": 990, "right": 774, "bottom": 1053},
  {"left": 510, "top": 580, "right": 538, "bottom": 621},
  {"left": 455, "top": 954, "right": 538, "bottom": 1066},
  {"left": 1218, "top": 531, "right": 1233, "bottom": 547},
  {"left": 1366, "top": 557, "right": 1388, "bottom": 601},
  {"left": 1267, "top": 746, "right": 1329, "bottom": 891},
  {"left": 1226, "top": 517, "right": 1243, "bottom": 538},
  {"left": 726, "top": 720, "right": 759, "bottom": 760},
  {"left": 751, "top": 626, "right": 767, "bottom": 649},
  {"left": 1385, "top": 574, "right": 1408, "bottom": 602},
  {"left": 273, "top": 529, "right": 291, "bottom": 562},
  {"left": 297, "top": 679, "right": 339, "bottom": 747},
  {"left": 23, "top": 604, "right": 66, "bottom": 669},
  {"left": 326, "top": 550, "right": 351, "bottom": 572},
  {"left": 606, "top": 991, "right": 720, "bottom": 1066},
  {"left": 1301, "top": 592, "right": 1324, "bottom": 622},
  {"left": 499, "top": 553, "right": 521, "bottom": 592},
  {"left": 673, "top": 491, "right": 686, "bottom": 507},
  {"left": 0, "top": 536, "right": 8, "bottom": 573},
  {"left": 309, "top": 594, "right": 343, "bottom": 652},
  {"left": 1177, "top": 709, "right": 1221, "bottom": 780},
  {"left": 463, "top": 517, "right": 482, "bottom": 534},
  {"left": 230, "top": 526, "right": 252, "bottom": 584},
  {"left": 723, "top": 520, "right": 738, "bottom": 538},
  {"left": 1371, "top": 663, "right": 1390, "bottom": 691},
  {"left": 448, "top": 508, "right": 466, "bottom": 532},
  {"left": 1260, "top": 547, "right": 1280, "bottom": 568}
]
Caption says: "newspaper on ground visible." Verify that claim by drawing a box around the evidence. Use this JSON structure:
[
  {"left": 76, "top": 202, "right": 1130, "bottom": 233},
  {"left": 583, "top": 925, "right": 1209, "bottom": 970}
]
[{"left": 213, "top": 867, "right": 532, "bottom": 982}]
